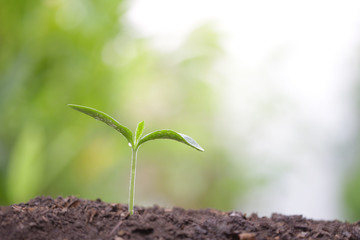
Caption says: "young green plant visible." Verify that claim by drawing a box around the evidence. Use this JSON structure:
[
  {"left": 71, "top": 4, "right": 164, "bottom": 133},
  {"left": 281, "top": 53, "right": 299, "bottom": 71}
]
[{"left": 68, "top": 104, "right": 204, "bottom": 215}]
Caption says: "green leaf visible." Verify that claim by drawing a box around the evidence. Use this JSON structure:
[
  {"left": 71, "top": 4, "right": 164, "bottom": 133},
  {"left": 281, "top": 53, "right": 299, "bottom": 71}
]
[
  {"left": 138, "top": 129, "right": 204, "bottom": 151},
  {"left": 135, "top": 121, "right": 145, "bottom": 144},
  {"left": 68, "top": 104, "right": 133, "bottom": 144}
]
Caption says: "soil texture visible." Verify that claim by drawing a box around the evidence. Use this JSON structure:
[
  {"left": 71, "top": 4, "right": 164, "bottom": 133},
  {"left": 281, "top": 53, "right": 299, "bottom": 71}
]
[{"left": 0, "top": 196, "right": 359, "bottom": 240}]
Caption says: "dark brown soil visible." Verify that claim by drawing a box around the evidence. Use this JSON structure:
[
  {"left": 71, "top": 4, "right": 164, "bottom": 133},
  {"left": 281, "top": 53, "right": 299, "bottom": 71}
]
[{"left": 0, "top": 196, "right": 359, "bottom": 240}]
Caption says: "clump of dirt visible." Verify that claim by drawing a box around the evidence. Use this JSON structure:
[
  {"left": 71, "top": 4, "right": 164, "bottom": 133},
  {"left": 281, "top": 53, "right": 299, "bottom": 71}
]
[{"left": 0, "top": 196, "right": 359, "bottom": 240}]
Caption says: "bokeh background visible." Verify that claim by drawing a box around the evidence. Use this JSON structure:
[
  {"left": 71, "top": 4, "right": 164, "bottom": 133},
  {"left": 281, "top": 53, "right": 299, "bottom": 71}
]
[{"left": 1, "top": 0, "right": 360, "bottom": 222}]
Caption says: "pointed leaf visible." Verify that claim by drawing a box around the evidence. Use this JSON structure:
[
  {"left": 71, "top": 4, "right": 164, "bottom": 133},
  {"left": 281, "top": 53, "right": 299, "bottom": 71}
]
[
  {"left": 68, "top": 104, "right": 133, "bottom": 144},
  {"left": 138, "top": 129, "right": 204, "bottom": 151},
  {"left": 135, "top": 121, "right": 145, "bottom": 144}
]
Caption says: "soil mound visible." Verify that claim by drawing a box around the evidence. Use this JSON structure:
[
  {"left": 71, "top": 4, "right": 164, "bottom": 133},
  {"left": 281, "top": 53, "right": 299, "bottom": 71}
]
[{"left": 0, "top": 196, "right": 359, "bottom": 240}]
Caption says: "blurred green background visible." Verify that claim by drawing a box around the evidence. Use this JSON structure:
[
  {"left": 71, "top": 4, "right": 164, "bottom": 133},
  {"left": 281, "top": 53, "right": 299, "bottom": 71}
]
[
  {"left": 1, "top": 0, "right": 360, "bottom": 223},
  {"left": 0, "top": 0, "right": 252, "bottom": 212}
]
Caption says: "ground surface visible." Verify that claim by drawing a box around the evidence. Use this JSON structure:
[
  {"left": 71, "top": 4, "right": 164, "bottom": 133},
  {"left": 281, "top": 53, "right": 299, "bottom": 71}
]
[{"left": 0, "top": 196, "right": 359, "bottom": 240}]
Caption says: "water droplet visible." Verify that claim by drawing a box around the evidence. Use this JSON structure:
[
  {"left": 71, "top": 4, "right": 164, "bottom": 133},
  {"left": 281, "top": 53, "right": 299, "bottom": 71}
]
[{"left": 128, "top": 143, "right": 132, "bottom": 147}]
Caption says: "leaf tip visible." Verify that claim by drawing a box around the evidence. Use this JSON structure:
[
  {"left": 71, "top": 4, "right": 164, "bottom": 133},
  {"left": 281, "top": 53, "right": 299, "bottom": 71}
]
[
  {"left": 67, "top": 103, "right": 79, "bottom": 109},
  {"left": 198, "top": 146, "right": 205, "bottom": 152}
]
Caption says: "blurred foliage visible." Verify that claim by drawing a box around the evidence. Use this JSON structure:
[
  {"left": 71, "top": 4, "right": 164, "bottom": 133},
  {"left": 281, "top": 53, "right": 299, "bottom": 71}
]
[
  {"left": 343, "top": 80, "right": 360, "bottom": 222},
  {"left": 0, "top": 0, "right": 253, "bottom": 211},
  {"left": 343, "top": 162, "right": 360, "bottom": 221}
]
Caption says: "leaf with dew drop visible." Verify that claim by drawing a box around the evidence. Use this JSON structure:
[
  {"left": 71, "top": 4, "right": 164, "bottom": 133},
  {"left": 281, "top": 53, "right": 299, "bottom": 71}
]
[
  {"left": 68, "top": 104, "right": 133, "bottom": 144},
  {"left": 138, "top": 129, "right": 204, "bottom": 151}
]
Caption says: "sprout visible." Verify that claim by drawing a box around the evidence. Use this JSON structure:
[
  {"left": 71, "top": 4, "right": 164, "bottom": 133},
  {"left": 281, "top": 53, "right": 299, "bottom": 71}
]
[{"left": 68, "top": 104, "right": 204, "bottom": 215}]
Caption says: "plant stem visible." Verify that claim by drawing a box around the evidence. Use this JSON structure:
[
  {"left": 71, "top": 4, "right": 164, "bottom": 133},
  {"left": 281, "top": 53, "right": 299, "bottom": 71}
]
[{"left": 128, "top": 147, "right": 137, "bottom": 215}]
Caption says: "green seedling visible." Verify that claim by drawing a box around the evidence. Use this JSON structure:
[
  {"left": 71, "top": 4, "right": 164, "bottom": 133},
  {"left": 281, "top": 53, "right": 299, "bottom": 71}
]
[{"left": 68, "top": 104, "right": 204, "bottom": 215}]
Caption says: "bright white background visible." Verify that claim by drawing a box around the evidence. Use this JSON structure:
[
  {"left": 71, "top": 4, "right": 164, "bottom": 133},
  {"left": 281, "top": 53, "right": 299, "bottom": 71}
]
[{"left": 126, "top": 0, "right": 360, "bottom": 220}]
